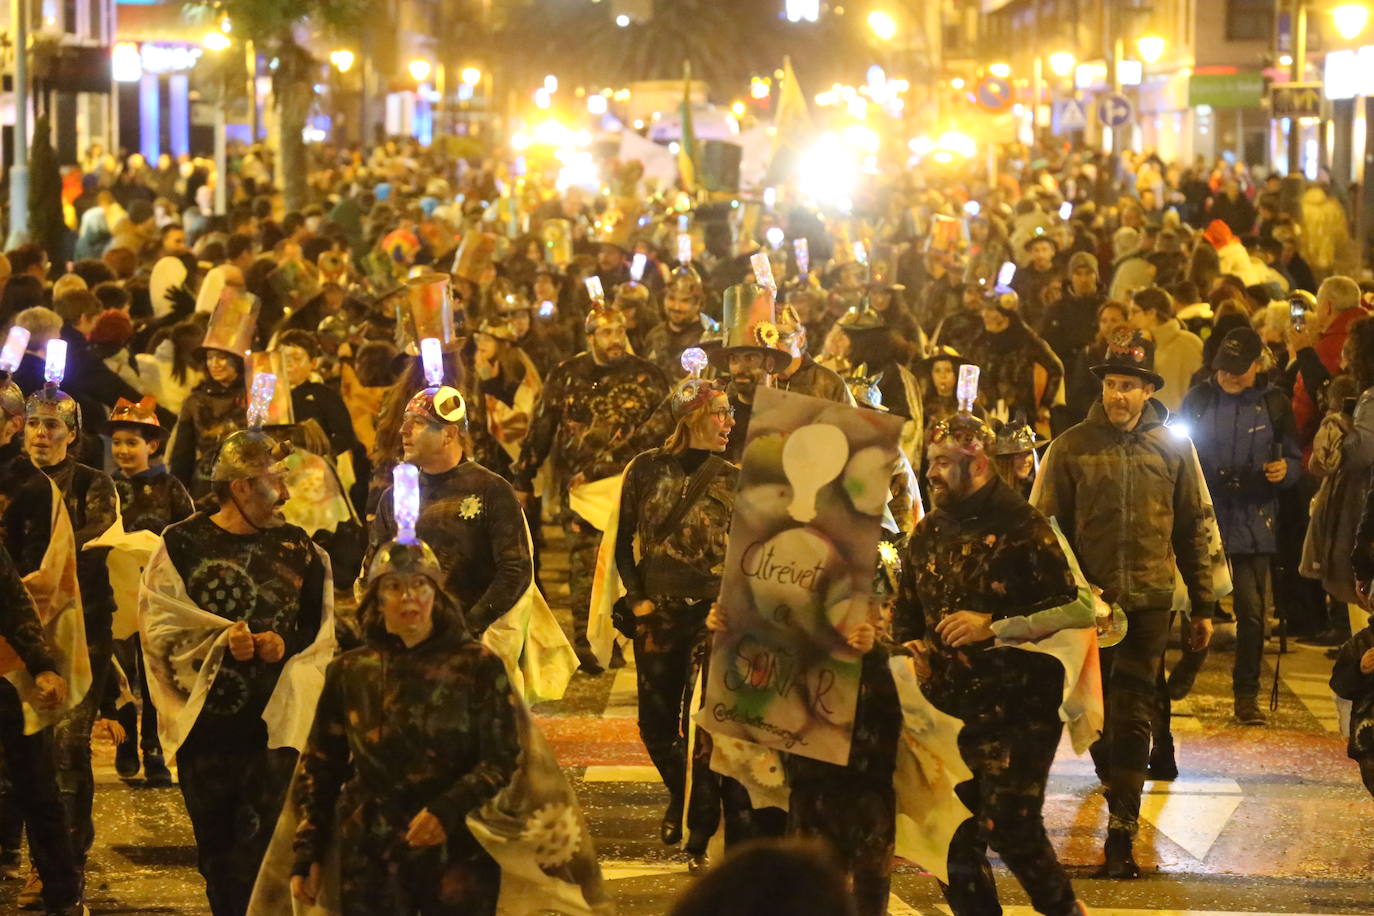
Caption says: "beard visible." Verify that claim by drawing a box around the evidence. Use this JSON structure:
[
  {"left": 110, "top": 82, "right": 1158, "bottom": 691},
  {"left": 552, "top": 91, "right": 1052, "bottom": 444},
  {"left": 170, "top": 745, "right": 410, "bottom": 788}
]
[{"left": 593, "top": 342, "right": 627, "bottom": 365}]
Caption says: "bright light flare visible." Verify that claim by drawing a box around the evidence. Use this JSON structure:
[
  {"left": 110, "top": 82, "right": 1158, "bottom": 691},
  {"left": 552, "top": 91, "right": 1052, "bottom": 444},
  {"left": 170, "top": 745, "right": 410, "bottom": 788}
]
[
  {"left": 329, "top": 49, "right": 353, "bottom": 71},
  {"left": 203, "top": 31, "right": 231, "bottom": 52},
  {"left": 868, "top": 10, "right": 897, "bottom": 40},
  {"left": 797, "top": 134, "right": 858, "bottom": 209},
  {"left": 408, "top": 58, "right": 432, "bottom": 82},
  {"left": 1048, "top": 51, "right": 1077, "bottom": 77},
  {"left": 588, "top": 94, "right": 607, "bottom": 114},
  {"left": 1333, "top": 4, "right": 1370, "bottom": 39},
  {"left": 461, "top": 66, "right": 481, "bottom": 85},
  {"left": 989, "top": 62, "right": 1011, "bottom": 79},
  {"left": 751, "top": 77, "right": 770, "bottom": 99},
  {"left": 534, "top": 87, "right": 552, "bottom": 109},
  {"left": 1136, "top": 35, "right": 1166, "bottom": 64}
]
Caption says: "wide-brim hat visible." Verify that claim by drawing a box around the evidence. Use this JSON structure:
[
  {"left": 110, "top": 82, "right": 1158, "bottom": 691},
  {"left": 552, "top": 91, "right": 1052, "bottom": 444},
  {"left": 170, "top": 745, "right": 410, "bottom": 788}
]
[
  {"left": 707, "top": 282, "right": 786, "bottom": 369},
  {"left": 992, "top": 419, "right": 1048, "bottom": 455},
  {"left": 1091, "top": 328, "right": 1165, "bottom": 390}
]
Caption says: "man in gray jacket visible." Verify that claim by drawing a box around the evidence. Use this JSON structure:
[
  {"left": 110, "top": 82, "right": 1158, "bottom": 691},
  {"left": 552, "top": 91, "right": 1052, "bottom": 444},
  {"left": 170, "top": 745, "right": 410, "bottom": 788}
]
[{"left": 1033, "top": 327, "right": 1215, "bottom": 879}]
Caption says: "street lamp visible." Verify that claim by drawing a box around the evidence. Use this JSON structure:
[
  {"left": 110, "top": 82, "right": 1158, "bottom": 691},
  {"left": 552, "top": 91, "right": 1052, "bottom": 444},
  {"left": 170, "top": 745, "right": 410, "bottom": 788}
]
[
  {"left": 989, "top": 62, "right": 1012, "bottom": 78},
  {"left": 461, "top": 67, "right": 481, "bottom": 86},
  {"left": 1136, "top": 35, "right": 1166, "bottom": 64},
  {"left": 1048, "top": 51, "right": 1077, "bottom": 78},
  {"left": 409, "top": 58, "right": 432, "bottom": 83},
  {"left": 1332, "top": 4, "right": 1370, "bottom": 40},
  {"left": 202, "top": 31, "right": 230, "bottom": 52},
  {"left": 329, "top": 49, "right": 354, "bottom": 73},
  {"left": 868, "top": 10, "right": 897, "bottom": 41}
]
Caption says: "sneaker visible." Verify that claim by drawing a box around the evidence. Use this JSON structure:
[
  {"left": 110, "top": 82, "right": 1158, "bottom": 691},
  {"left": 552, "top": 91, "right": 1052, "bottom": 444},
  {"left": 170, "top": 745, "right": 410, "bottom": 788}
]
[
  {"left": 142, "top": 749, "right": 173, "bottom": 787},
  {"left": 686, "top": 852, "right": 710, "bottom": 874},
  {"left": 1235, "top": 697, "right": 1268, "bottom": 726},
  {"left": 114, "top": 739, "right": 140, "bottom": 779},
  {"left": 18, "top": 868, "right": 43, "bottom": 908}
]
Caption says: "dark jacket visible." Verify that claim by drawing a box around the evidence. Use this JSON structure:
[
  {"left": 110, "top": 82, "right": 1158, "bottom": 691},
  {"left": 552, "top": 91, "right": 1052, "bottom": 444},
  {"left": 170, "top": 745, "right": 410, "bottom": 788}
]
[
  {"left": 893, "top": 475, "right": 1077, "bottom": 718},
  {"left": 372, "top": 459, "right": 532, "bottom": 633},
  {"left": 615, "top": 448, "right": 736, "bottom": 602},
  {"left": 112, "top": 465, "right": 194, "bottom": 535},
  {"left": 511, "top": 351, "right": 670, "bottom": 499},
  {"left": 290, "top": 380, "right": 358, "bottom": 456},
  {"left": 169, "top": 377, "right": 246, "bottom": 499},
  {"left": 1040, "top": 289, "right": 1106, "bottom": 368},
  {"left": 1330, "top": 625, "right": 1374, "bottom": 759},
  {"left": 1177, "top": 378, "right": 1301, "bottom": 555},
  {"left": 642, "top": 321, "right": 707, "bottom": 381},
  {"left": 40, "top": 457, "right": 117, "bottom": 639},
  {"left": 0, "top": 439, "right": 53, "bottom": 575},
  {"left": 291, "top": 606, "right": 518, "bottom": 880},
  {"left": 967, "top": 316, "right": 1064, "bottom": 417},
  {"left": 776, "top": 357, "right": 853, "bottom": 405},
  {"left": 1034, "top": 399, "right": 1215, "bottom": 614}
]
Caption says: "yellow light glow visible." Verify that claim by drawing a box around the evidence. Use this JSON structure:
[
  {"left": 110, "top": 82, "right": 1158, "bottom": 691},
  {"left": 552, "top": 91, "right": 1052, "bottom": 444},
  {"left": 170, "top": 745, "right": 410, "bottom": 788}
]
[
  {"left": 868, "top": 10, "right": 897, "bottom": 40},
  {"left": 751, "top": 77, "right": 771, "bottom": 99},
  {"left": 587, "top": 94, "right": 608, "bottom": 115},
  {"left": 408, "top": 59, "right": 432, "bottom": 82},
  {"left": 731, "top": 101, "right": 746, "bottom": 116},
  {"left": 798, "top": 134, "right": 858, "bottom": 208},
  {"left": 892, "top": 78, "right": 910, "bottom": 92},
  {"left": 1279, "top": 54, "right": 1294, "bottom": 67},
  {"left": 613, "top": 89, "right": 631, "bottom": 101},
  {"left": 1136, "top": 35, "right": 1166, "bottom": 64},
  {"left": 814, "top": 90, "right": 837, "bottom": 106},
  {"left": 544, "top": 74, "right": 559, "bottom": 93},
  {"left": 908, "top": 136, "right": 933, "bottom": 156},
  {"left": 329, "top": 49, "right": 354, "bottom": 72},
  {"left": 534, "top": 87, "right": 552, "bottom": 109},
  {"left": 461, "top": 67, "right": 481, "bottom": 86},
  {"left": 1333, "top": 4, "right": 1370, "bottom": 40},
  {"left": 937, "top": 130, "right": 977, "bottom": 158},
  {"left": 203, "top": 31, "right": 231, "bottom": 52},
  {"left": 844, "top": 124, "right": 880, "bottom": 152},
  {"left": 1048, "top": 51, "right": 1076, "bottom": 77},
  {"left": 511, "top": 133, "right": 530, "bottom": 151},
  {"left": 950, "top": 77, "right": 966, "bottom": 89},
  {"left": 988, "top": 62, "right": 1011, "bottom": 79},
  {"left": 932, "top": 150, "right": 954, "bottom": 164}
]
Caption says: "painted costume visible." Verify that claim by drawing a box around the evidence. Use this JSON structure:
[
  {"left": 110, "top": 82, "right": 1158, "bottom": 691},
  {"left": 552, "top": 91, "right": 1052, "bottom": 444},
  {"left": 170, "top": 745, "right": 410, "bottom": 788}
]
[
  {"left": 169, "top": 378, "right": 247, "bottom": 499},
  {"left": 893, "top": 475, "right": 1081, "bottom": 916}
]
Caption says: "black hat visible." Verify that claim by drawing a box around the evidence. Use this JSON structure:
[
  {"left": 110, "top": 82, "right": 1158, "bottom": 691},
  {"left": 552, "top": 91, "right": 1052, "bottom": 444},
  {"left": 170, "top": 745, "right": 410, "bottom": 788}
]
[
  {"left": 1211, "top": 327, "right": 1263, "bottom": 375},
  {"left": 1023, "top": 230, "right": 1059, "bottom": 253},
  {"left": 1091, "top": 328, "right": 1165, "bottom": 390}
]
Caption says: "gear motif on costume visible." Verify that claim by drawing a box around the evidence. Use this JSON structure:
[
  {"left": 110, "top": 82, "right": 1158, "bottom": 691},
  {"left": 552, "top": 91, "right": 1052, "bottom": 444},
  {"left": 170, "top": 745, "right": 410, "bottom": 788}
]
[
  {"left": 202, "top": 665, "right": 251, "bottom": 715},
  {"left": 522, "top": 802, "right": 581, "bottom": 871},
  {"left": 457, "top": 495, "right": 483, "bottom": 519},
  {"left": 187, "top": 559, "right": 255, "bottom": 618}
]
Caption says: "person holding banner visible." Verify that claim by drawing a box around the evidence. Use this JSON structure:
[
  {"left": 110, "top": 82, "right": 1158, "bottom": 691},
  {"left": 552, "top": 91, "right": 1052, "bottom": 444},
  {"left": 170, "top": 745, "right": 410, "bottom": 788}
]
[
  {"left": 512, "top": 302, "right": 669, "bottom": 673},
  {"left": 893, "top": 391, "right": 1088, "bottom": 916},
  {"left": 140, "top": 428, "right": 332, "bottom": 916},
  {"left": 0, "top": 544, "right": 85, "bottom": 916}
]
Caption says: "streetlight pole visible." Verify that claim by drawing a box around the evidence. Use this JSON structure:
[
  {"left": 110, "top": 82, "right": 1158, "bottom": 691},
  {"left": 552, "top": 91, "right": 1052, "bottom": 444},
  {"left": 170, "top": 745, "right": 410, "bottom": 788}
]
[
  {"left": 7, "top": 0, "right": 29, "bottom": 246},
  {"left": 1287, "top": 0, "right": 1308, "bottom": 174}
]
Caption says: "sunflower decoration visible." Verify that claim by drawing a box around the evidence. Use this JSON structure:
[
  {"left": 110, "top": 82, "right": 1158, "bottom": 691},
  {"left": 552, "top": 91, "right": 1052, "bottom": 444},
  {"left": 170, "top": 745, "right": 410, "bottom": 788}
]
[{"left": 753, "top": 320, "right": 780, "bottom": 349}]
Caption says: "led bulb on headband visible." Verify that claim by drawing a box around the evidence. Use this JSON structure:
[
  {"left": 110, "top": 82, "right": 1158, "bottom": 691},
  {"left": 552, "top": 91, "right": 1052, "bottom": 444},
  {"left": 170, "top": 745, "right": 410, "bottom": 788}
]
[
  {"left": 680, "top": 347, "right": 708, "bottom": 378},
  {"left": 677, "top": 233, "right": 693, "bottom": 266},
  {"left": 420, "top": 337, "right": 444, "bottom": 387},
  {"left": 750, "top": 251, "right": 776, "bottom": 291},
  {"left": 793, "top": 238, "right": 810, "bottom": 277},
  {"left": 393, "top": 462, "right": 420, "bottom": 544},
  {"left": 0, "top": 327, "right": 29, "bottom": 374},
  {"left": 630, "top": 252, "right": 647, "bottom": 282},
  {"left": 585, "top": 276, "right": 605, "bottom": 306},
  {"left": 957, "top": 363, "right": 980, "bottom": 413},
  {"left": 247, "top": 372, "right": 277, "bottom": 429},
  {"left": 43, "top": 339, "right": 68, "bottom": 386}
]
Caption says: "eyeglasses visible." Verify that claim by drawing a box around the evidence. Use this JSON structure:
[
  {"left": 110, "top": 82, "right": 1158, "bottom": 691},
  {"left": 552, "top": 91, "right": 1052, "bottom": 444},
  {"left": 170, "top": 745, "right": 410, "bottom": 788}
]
[{"left": 708, "top": 407, "right": 735, "bottom": 421}]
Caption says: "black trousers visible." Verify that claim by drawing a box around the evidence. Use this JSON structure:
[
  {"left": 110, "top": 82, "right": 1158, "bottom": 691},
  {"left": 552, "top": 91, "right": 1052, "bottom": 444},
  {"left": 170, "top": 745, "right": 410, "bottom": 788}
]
[
  {"left": 52, "top": 630, "right": 112, "bottom": 865},
  {"left": 790, "top": 774, "right": 895, "bottom": 916},
  {"left": 112, "top": 635, "right": 161, "bottom": 752},
  {"left": 0, "top": 681, "right": 82, "bottom": 910},
  {"left": 177, "top": 739, "right": 296, "bottom": 916},
  {"left": 1094, "top": 608, "right": 1172, "bottom": 834},
  {"left": 633, "top": 598, "right": 706, "bottom": 809}
]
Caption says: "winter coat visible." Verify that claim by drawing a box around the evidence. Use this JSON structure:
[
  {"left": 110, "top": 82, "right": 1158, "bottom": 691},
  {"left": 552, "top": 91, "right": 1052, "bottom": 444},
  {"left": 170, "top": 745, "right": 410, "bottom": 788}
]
[
  {"left": 1293, "top": 307, "right": 1365, "bottom": 456},
  {"left": 1033, "top": 399, "right": 1215, "bottom": 614},
  {"left": 1330, "top": 625, "right": 1374, "bottom": 759},
  {"left": 1306, "top": 386, "right": 1374, "bottom": 602},
  {"left": 169, "top": 377, "right": 246, "bottom": 500},
  {"left": 1176, "top": 378, "right": 1301, "bottom": 555},
  {"left": 966, "top": 317, "right": 1064, "bottom": 418}
]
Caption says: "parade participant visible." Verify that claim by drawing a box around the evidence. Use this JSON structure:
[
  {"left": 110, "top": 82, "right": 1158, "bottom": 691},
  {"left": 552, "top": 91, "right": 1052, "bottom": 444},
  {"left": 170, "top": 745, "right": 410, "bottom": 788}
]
[
  {"left": 613, "top": 366, "right": 748, "bottom": 867},
  {"left": 1040, "top": 252, "right": 1106, "bottom": 369},
  {"left": 894, "top": 388, "right": 1089, "bottom": 916},
  {"left": 843, "top": 363, "right": 923, "bottom": 535},
  {"left": 833, "top": 301, "right": 925, "bottom": 463},
  {"left": 0, "top": 544, "right": 84, "bottom": 916},
  {"left": 967, "top": 291, "right": 1063, "bottom": 428},
  {"left": 1177, "top": 327, "right": 1299, "bottom": 724},
  {"left": 0, "top": 344, "right": 53, "bottom": 575},
  {"left": 468, "top": 312, "right": 543, "bottom": 477},
  {"left": 370, "top": 350, "right": 533, "bottom": 637},
  {"left": 773, "top": 301, "right": 854, "bottom": 405},
  {"left": 291, "top": 509, "right": 520, "bottom": 914},
  {"left": 512, "top": 301, "right": 670, "bottom": 673},
  {"left": 169, "top": 292, "right": 258, "bottom": 499},
  {"left": 1012, "top": 233, "right": 1061, "bottom": 329},
  {"left": 140, "top": 427, "right": 333, "bottom": 916},
  {"left": 276, "top": 329, "right": 357, "bottom": 457},
  {"left": 990, "top": 417, "right": 1047, "bottom": 499},
  {"left": 1034, "top": 328, "right": 1214, "bottom": 878},
  {"left": 23, "top": 346, "right": 119, "bottom": 892},
  {"left": 709, "top": 282, "right": 790, "bottom": 463},
  {"left": 918, "top": 347, "right": 985, "bottom": 445},
  {"left": 107, "top": 395, "right": 192, "bottom": 784},
  {"left": 643, "top": 269, "right": 712, "bottom": 380}
]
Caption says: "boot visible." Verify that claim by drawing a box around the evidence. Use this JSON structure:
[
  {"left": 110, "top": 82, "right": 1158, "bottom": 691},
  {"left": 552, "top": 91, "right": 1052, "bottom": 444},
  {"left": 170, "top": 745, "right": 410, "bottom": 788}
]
[
  {"left": 608, "top": 641, "right": 627, "bottom": 670},
  {"left": 686, "top": 851, "right": 711, "bottom": 874},
  {"left": 1235, "top": 695, "right": 1267, "bottom": 726},
  {"left": 1166, "top": 646, "right": 1207, "bottom": 700},
  {"left": 142, "top": 748, "right": 173, "bottom": 787},
  {"left": 114, "top": 704, "right": 140, "bottom": 778},
  {"left": 1101, "top": 829, "right": 1140, "bottom": 879},
  {"left": 1147, "top": 742, "right": 1178, "bottom": 781},
  {"left": 660, "top": 794, "right": 684, "bottom": 846},
  {"left": 18, "top": 868, "right": 43, "bottom": 908}
]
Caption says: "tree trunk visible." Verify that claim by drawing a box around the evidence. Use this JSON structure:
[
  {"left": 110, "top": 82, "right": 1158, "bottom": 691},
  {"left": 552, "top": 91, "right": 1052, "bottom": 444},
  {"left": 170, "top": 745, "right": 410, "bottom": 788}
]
[{"left": 274, "top": 41, "right": 314, "bottom": 212}]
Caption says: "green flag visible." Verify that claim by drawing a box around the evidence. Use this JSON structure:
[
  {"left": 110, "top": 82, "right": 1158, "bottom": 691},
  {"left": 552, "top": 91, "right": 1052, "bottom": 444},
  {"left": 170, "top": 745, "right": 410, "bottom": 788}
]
[{"left": 678, "top": 60, "right": 698, "bottom": 192}]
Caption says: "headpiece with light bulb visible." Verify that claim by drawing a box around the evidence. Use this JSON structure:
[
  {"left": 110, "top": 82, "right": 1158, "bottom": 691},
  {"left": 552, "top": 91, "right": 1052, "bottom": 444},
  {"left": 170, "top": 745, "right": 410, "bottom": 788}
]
[
  {"left": 0, "top": 326, "right": 29, "bottom": 419},
  {"left": 403, "top": 337, "right": 467, "bottom": 426},
  {"left": 24, "top": 339, "right": 81, "bottom": 433},
  {"left": 367, "top": 462, "right": 444, "bottom": 585},
  {"left": 670, "top": 347, "right": 726, "bottom": 422},
  {"left": 929, "top": 364, "right": 995, "bottom": 454}
]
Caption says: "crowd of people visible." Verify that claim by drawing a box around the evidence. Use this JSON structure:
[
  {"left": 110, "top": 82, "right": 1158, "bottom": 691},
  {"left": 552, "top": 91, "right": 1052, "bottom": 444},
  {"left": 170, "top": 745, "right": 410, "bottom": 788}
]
[{"left": 0, "top": 135, "right": 1370, "bottom": 916}]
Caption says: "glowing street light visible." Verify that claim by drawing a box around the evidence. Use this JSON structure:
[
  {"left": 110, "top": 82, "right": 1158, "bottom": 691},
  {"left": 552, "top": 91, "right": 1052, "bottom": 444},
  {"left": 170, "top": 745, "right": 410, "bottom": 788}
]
[
  {"left": 1048, "top": 51, "right": 1077, "bottom": 77},
  {"left": 989, "top": 62, "right": 1011, "bottom": 79},
  {"left": 408, "top": 58, "right": 432, "bottom": 82},
  {"left": 329, "top": 49, "right": 354, "bottom": 72},
  {"left": 1333, "top": 4, "right": 1370, "bottom": 40},
  {"left": 587, "top": 94, "right": 607, "bottom": 115},
  {"left": 203, "top": 31, "right": 231, "bottom": 52},
  {"left": 1136, "top": 35, "right": 1166, "bottom": 64},
  {"left": 731, "top": 100, "right": 746, "bottom": 116},
  {"left": 544, "top": 74, "right": 558, "bottom": 93},
  {"left": 868, "top": 10, "right": 897, "bottom": 41},
  {"left": 461, "top": 66, "right": 481, "bottom": 86},
  {"left": 751, "top": 76, "right": 770, "bottom": 99},
  {"left": 615, "top": 13, "right": 630, "bottom": 26}
]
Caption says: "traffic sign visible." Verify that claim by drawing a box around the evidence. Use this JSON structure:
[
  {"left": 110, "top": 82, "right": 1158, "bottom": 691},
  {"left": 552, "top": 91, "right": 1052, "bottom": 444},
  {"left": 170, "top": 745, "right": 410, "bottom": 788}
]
[
  {"left": 1095, "top": 93, "right": 1134, "bottom": 128},
  {"left": 975, "top": 76, "right": 1013, "bottom": 112},
  {"left": 1270, "top": 82, "right": 1323, "bottom": 118},
  {"left": 1056, "top": 98, "right": 1088, "bottom": 131}
]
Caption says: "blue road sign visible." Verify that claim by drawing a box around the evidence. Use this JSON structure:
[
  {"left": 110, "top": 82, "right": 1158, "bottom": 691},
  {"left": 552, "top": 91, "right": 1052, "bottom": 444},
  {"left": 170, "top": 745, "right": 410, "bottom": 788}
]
[
  {"left": 1095, "top": 93, "right": 1134, "bottom": 128},
  {"left": 975, "top": 76, "right": 1013, "bottom": 112},
  {"left": 1056, "top": 98, "right": 1088, "bottom": 131}
]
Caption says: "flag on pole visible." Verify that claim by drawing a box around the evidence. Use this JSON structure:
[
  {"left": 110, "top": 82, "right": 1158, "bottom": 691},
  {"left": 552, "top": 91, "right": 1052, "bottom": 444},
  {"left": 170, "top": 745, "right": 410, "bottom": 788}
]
[
  {"left": 768, "top": 56, "right": 813, "bottom": 184},
  {"left": 678, "top": 60, "right": 699, "bottom": 192}
]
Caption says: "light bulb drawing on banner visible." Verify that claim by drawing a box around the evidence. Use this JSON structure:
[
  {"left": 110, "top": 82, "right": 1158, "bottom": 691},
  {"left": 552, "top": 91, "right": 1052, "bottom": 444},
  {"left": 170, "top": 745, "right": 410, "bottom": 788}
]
[{"left": 782, "top": 423, "right": 849, "bottom": 522}]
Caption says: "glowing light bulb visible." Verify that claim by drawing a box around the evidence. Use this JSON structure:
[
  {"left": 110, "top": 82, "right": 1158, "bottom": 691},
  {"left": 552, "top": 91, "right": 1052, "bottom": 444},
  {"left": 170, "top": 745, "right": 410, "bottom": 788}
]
[
  {"left": 0, "top": 327, "right": 29, "bottom": 374},
  {"left": 677, "top": 233, "right": 693, "bottom": 265},
  {"left": 630, "top": 252, "right": 647, "bottom": 282},
  {"left": 957, "top": 364, "right": 980, "bottom": 412},
  {"left": 585, "top": 276, "right": 605, "bottom": 306},
  {"left": 766, "top": 226, "right": 785, "bottom": 249},
  {"left": 793, "top": 238, "right": 810, "bottom": 276},
  {"left": 680, "top": 347, "right": 708, "bottom": 377},
  {"left": 43, "top": 339, "right": 67, "bottom": 385},
  {"left": 393, "top": 463, "right": 421, "bottom": 543},
  {"left": 247, "top": 372, "right": 276, "bottom": 429},
  {"left": 420, "top": 337, "right": 444, "bottom": 387},
  {"left": 750, "top": 252, "right": 776, "bottom": 291}
]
